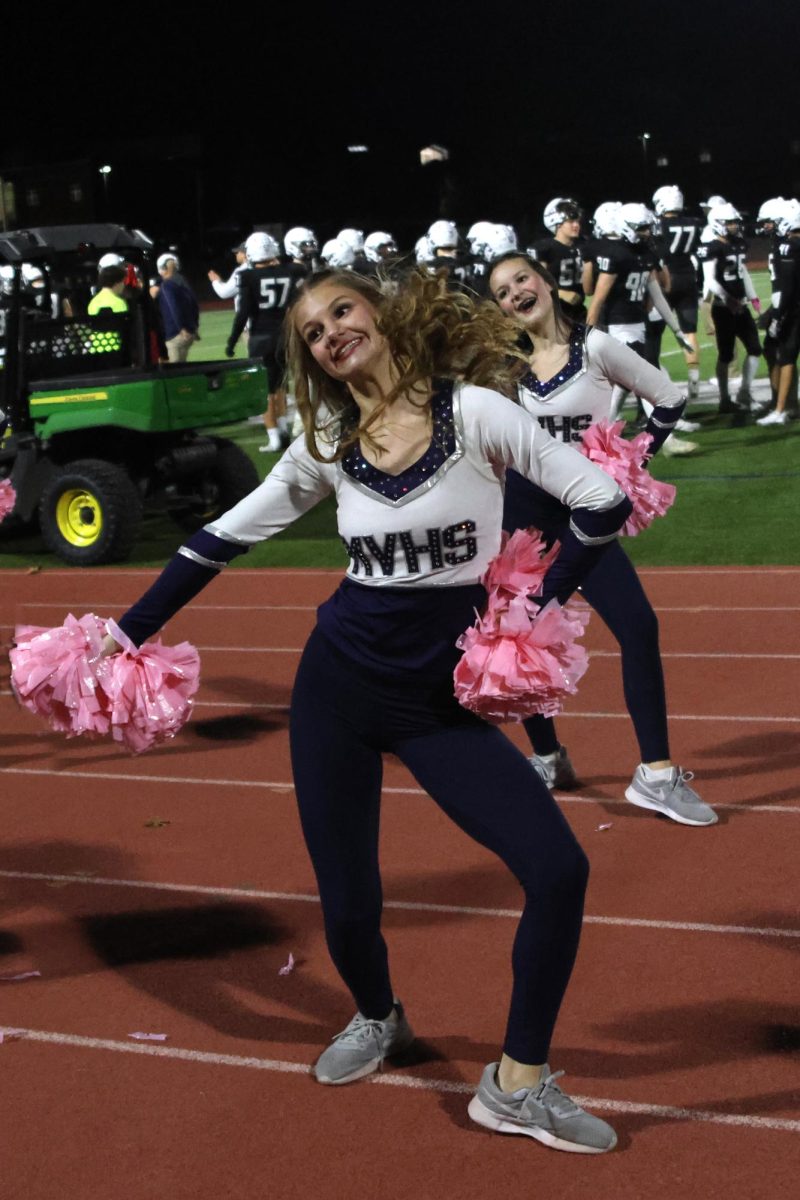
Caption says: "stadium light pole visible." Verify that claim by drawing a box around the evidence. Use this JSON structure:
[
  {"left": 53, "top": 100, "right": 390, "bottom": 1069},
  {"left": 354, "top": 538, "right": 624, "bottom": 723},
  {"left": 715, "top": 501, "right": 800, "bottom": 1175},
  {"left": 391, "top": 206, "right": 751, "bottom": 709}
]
[{"left": 638, "top": 132, "right": 651, "bottom": 190}]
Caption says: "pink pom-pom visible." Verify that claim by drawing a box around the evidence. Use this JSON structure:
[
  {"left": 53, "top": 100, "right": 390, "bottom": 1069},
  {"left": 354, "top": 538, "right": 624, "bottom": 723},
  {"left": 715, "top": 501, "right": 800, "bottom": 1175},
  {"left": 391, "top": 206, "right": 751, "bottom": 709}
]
[
  {"left": 10, "top": 613, "right": 111, "bottom": 737},
  {"left": 481, "top": 527, "right": 558, "bottom": 601},
  {"left": 579, "top": 419, "right": 676, "bottom": 536},
  {"left": 454, "top": 596, "right": 590, "bottom": 723},
  {"left": 103, "top": 634, "right": 201, "bottom": 754},
  {"left": 0, "top": 479, "right": 16, "bottom": 522}
]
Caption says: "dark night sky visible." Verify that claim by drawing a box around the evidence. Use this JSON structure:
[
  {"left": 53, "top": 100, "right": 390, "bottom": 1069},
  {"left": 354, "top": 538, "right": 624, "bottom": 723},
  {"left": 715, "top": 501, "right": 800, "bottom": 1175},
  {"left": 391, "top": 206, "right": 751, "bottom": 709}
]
[{"left": 4, "top": 0, "right": 799, "bottom": 255}]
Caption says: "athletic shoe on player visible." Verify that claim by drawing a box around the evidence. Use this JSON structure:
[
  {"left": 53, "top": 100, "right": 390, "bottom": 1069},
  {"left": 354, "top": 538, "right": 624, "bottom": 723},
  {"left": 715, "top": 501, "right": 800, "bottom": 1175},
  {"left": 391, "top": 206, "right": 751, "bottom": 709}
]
[
  {"left": 529, "top": 745, "right": 578, "bottom": 790},
  {"left": 468, "top": 1062, "right": 617, "bottom": 1154},
  {"left": 625, "top": 765, "right": 718, "bottom": 826},
  {"left": 674, "top": 417, "right": 701, "bottom": 433},
  {"left": 756, "top": 409, "right": 789, "bottom": 426},
  {"left": 661, "top": 435, "right": 698, "bottom": 456},
  {"left": 314, "top": 1003, "right": 414, "bottom": 1084}
]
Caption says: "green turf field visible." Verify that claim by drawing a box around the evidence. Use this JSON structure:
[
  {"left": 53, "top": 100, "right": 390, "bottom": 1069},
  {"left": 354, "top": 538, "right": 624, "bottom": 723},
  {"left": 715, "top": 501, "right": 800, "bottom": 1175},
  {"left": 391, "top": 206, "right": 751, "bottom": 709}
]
[{"left": 2, "top": 271, "right": 798, "bottom": 569}]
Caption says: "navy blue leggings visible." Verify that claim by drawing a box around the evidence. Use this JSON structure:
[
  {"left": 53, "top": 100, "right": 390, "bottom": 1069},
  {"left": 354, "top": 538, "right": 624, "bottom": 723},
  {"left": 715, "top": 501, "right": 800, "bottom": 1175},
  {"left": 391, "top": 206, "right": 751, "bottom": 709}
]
[
  {"left": 289, "top": 629, "right": 589, "bottom": 1064},
  {"left": 523, "top": 539, "right": 669, "bottom": 762}
]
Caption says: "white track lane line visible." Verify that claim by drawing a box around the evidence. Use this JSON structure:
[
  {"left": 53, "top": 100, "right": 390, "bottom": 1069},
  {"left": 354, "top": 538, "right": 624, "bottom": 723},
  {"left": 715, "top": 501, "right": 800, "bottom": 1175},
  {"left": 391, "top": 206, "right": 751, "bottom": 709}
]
[
  {"left": 1, "top": 767, "right": 799, "bottom": 815},
  {"left": 0, "top": 869, "right": 797, "bottom": 939},
  {"left": 0, "top": 1026, "right": 797, "bottom": 1134}
]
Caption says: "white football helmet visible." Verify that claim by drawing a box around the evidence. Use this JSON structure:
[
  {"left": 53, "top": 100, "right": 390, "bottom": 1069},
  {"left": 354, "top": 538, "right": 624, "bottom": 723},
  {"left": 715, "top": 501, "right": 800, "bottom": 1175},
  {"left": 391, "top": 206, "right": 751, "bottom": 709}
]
[
  {"left": 592, "top": 201, "right": 622, "bottom": 238},
  {"left": 284, "top": 226, "right": 318, "bottom": 260},
  {"left": 543, "top": 197, "right": 581, "bottom": 233},
  {"left": 701, "top": 194, "right": 726, "bottom": 213},
  {"left": 483, "top": 223, "right": 518, "bottom": 258},
  {"left": 321, "top": 238, "right": 355, "bottom": 269},
  {"left": 466, "top": 221, "right": 495, "bottom": 259},
  {"left": 98, "top": 252, "right": 126, "bottom": 269},
  {"left": 337, "top": 228, "right": 364, "bottom": 253},
  {"left": 0, "top": 264, "right": 15, "bottom": 293},
  {"left": 415, "top": 235, "right": 433, "bottom": 264},
  {"left": 364, "top": 231, "right": 398, "bottom": 263},
  {"left": 22, "top": 263, "right": 44, "bottom": 284},
  {"left": 652, "top": 185, "right": 684, "bottom": 216},
  {"left": 427, "top": 219, "right": 459, "bottom": 250},
  {"left": 245, "top": 231, "right": 280, "bottom": 263},
  {"left": 157, "top": 252, "right": 180, "bottom": 271},
  {"left": 776, "top": 198, "right": 800, "bottom": 238},
  {"left": 618, "top": 203, "right": 654, "bottom": 243},
  {"left": 708, "top": 203, "right": 742, "bottom": 238},
  {"left": 756, "top": 197, "right": 787, "bottom": 233}
]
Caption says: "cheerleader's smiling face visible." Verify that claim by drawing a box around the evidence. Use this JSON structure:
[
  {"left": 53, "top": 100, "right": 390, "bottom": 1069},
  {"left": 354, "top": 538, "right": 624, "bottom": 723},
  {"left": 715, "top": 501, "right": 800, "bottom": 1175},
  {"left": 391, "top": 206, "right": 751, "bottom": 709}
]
[
  {"left": 490, "top": 258, "right": 554, "bottom": 330},
  {"left": 295, "top": 282, "right": 388, "bottom": 383}
]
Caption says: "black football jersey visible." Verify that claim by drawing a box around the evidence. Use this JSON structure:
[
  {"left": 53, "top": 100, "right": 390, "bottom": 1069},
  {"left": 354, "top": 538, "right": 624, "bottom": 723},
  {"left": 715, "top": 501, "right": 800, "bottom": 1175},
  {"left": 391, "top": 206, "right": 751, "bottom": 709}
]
[
  {"left": 596, "top": 240, "right": 657, "bottom": 324},
  {"left": 776, "top": 237, "right": 800, "bottom": 317},
  {"left": 530, "top": 237, "right": 584, "bottom": 298},
  {"left": 654, "top": 214, "right": 703, "bottom": 279},
  {"left": 423, "top": 254, "right": 472, "bottom": 293},
  {"left": 696, "top": 236, "right": 749, "bottom": 304},
  {"left": 230, "top": 263, "right": 307, "bottom": 343}
]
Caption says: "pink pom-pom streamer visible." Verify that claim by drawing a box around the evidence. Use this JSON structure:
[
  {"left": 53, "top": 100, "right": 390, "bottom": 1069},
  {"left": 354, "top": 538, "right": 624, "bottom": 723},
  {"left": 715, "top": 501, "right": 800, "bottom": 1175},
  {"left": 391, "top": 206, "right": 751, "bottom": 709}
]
[
  {"left": 9, "top": 615, "right": 200, "bottom": 753},
  {"left": 455, "top": 596, "right": 590, "bottom": 723},
  {"left": 0, "top": 479, "right": 16, "bottom": 522},
  {"left": 454, "top": 527, "right": 590, "bottom": 723},
  {"left": 104, "top": 633, "right": 200, "bottom": 754},
  {"left": 579, "top": 419, "right": 676, "bottom": 536},
  {"left": 9, "top": 613, "right": 111, "bottom": 736}
]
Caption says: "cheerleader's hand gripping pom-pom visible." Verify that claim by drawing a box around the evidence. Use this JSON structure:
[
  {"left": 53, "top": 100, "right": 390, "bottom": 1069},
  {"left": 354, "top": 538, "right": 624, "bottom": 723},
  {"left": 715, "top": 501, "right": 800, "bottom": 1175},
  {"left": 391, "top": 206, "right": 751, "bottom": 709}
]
[
  {"left": 0, "top": 479, "right": 17, "bottom": 522},
  {"left": 102, "top": 619, "right": 200, "bottom": 754},
  {"left": 10, "top": 613, "right": 111, "bottom": 737},
  {"left": 454, "top": 595, "right": 590, "bottom": 723},
  {"left": 579, "top": 419, "right": 676, "bottom": 536},
  {"left": 481, "top": 528, "right": 559, "bottom": 602}
]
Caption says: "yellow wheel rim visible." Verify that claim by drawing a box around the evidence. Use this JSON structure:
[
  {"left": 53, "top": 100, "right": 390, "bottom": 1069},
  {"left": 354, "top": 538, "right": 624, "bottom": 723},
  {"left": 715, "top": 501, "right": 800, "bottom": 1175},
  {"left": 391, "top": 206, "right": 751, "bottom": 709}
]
[{"left": 55, "top": 488, "right": 103, "bottom": 547}]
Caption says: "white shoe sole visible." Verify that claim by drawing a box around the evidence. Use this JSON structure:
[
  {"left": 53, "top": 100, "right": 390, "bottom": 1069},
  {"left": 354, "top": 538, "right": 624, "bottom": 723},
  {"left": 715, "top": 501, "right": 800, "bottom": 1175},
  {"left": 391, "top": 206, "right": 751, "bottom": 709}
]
[
  {"left": 624, "top": 786, "right": 718, "bottom": 827},
  {"left": 467, "top": 1095, "right": 616, "bottom": 1154}
]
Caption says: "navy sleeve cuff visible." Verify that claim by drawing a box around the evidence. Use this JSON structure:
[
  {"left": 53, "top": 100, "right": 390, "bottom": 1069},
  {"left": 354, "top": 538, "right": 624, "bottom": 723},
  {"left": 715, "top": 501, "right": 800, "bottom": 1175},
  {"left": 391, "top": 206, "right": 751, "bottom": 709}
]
[{"left": 643, "top": 398, "right": 687, "bottom": 457}]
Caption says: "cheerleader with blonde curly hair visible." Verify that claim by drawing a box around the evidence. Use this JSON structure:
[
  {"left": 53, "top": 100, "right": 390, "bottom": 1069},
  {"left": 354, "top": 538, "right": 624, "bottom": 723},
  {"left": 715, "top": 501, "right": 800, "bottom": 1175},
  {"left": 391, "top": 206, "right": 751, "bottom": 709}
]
[{"left": 104, "top": 267, "right": 632, "bottom": 1154}]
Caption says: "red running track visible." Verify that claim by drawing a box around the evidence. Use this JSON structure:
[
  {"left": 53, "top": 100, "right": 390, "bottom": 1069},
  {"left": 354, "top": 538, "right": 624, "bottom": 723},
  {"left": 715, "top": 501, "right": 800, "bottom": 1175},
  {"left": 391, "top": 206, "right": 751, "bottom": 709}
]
[{"left": 0, "top": 565, "right": 798, "bottom": 1200}]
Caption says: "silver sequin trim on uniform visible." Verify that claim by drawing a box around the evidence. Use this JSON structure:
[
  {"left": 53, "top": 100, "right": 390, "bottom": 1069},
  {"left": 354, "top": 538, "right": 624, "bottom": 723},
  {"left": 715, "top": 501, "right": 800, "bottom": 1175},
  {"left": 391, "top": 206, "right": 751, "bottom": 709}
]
[
  {"left": 203, "top": 522, "right": 252, "bottom": 545},
  {"left": 178, "top": 546, "right": 229, "bottom": 570}
]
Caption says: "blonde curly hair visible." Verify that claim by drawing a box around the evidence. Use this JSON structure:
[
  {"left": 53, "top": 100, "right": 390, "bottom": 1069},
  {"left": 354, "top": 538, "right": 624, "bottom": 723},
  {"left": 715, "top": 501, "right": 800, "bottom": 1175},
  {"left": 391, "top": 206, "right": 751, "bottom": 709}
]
[{"left": 283, "top": 268, "right": 526, "bottom": 463}]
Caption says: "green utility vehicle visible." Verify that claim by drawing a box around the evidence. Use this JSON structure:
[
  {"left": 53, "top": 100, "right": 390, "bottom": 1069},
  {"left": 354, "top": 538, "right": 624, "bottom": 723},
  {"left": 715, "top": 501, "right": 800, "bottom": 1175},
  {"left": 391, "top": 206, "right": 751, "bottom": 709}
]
[{"left": 0, "top": 224, "right": 265, "bottom": 565}]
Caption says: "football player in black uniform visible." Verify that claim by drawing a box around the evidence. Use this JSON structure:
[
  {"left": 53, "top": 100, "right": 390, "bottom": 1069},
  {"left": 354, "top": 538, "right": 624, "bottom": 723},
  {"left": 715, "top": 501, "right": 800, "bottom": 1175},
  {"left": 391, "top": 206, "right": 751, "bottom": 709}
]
[
  {"left": 754, "top": 197, "right": 789, "bottom": 413},
  {"left": 696, "top": 203, "right": 762, "bottom": 415},
  {"left": 652, "top": 186, "right": 704, "bottom": 400},
  {"left": 423, "top": 219, "right": 472, "bottom": 291},
  {"left": 226, "top": 232, "right": 307, "bottom": 451},
  {"left": 530, "top": 198, "right": 585, "bottom": 320},
  {"left": 757, "top": 199, "right": 800, "bottom": 426},
  {"left": 465, "top": 221, "right": 496, "bottom": 297},
  {"left": 586, "top": 203, "right": 696, "bottom": 453}
]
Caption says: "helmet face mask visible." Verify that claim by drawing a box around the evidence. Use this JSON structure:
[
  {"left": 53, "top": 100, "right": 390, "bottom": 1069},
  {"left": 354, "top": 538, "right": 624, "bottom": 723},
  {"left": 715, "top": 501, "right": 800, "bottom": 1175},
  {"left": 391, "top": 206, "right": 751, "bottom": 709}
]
[
  {"left": 618, "top": 203, "right": 654, "bottom": 244},
  {"left": 707, "top": 203, "right": 742, "bottom": 238},
  {"left": 284, "top": 226, "right": 318, "bottom": 260},
  {"left": 543, "top": 197, "right": 581, "bottom": 233}
]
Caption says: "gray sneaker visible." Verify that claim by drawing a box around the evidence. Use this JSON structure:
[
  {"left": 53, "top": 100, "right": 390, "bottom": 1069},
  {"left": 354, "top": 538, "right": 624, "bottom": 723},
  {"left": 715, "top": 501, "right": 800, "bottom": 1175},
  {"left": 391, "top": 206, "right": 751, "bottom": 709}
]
[
  {"left": 314, "top": 1003, "right": 414, "bottom": 1085},
  {"left": 625, "top": 765, "right": 718, "bottom": 826},
  {"left": 468, "top": 1062, "right": 617, "bottom": 1154},
  {"left": 530, "top": 745, "right": 579, "bottom": 791}
]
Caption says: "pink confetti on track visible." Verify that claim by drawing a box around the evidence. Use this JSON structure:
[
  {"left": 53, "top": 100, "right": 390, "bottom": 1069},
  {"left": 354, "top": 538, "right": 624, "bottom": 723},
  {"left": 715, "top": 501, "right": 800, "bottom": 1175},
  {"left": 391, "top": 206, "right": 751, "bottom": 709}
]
[
  {"left": 128, "top": 1032, "right": 169, "bottom": 1042},
  {"left": 0, "top": 970, "right": 42, "bottom": 982},
  {"left": 278, "top": 953, "right": 296, "bottom": 976},
  {"left": 596, "top": 823, "right": 614, "bottom": 832}
]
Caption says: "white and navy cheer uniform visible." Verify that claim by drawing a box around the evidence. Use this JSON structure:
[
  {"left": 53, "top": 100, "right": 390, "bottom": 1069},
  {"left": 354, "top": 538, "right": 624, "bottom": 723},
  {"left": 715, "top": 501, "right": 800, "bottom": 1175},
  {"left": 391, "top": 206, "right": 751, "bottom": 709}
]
[
  {"left": 115, "top": 379, "right": 631, "bottom": 1066},
  {"left": 503, "top": 326, "right": 683, "bottom": 765}
]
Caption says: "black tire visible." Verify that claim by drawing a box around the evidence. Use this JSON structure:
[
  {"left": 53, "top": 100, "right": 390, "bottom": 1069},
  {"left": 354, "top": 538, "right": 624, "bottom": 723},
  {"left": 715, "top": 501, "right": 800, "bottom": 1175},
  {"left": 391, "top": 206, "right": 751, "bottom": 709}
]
[
  {"left": 38, "top": 459, "right": 143, "bottom": 566},
  {"left": 168, "top": 439, "right": 259, "bottom": 533}
]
